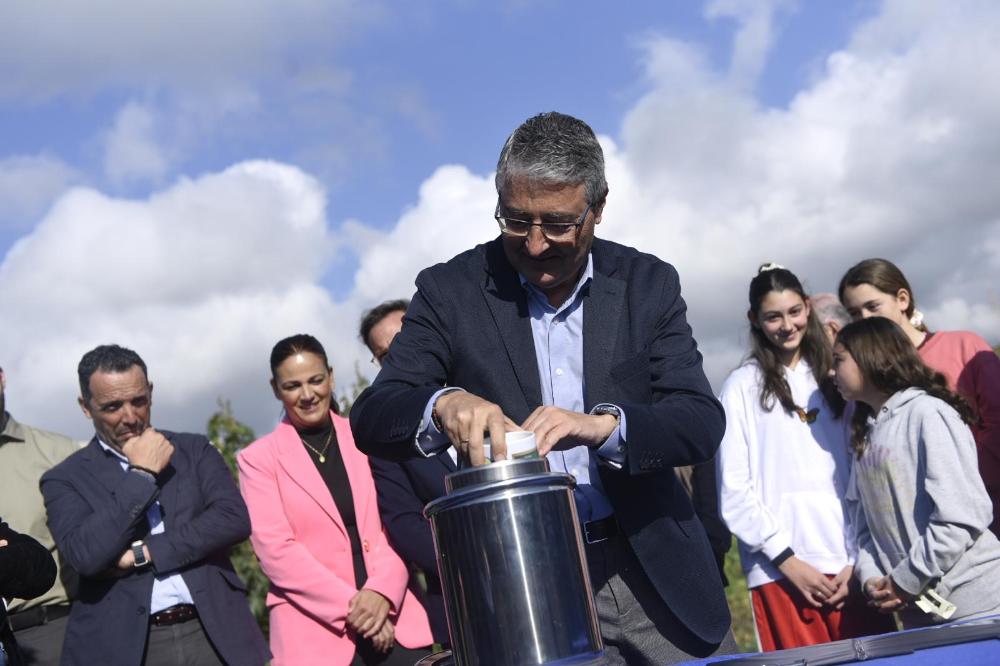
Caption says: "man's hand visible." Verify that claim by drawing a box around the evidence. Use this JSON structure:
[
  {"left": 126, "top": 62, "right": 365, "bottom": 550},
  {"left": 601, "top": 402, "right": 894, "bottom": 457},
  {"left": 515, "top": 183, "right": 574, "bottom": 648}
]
[
  {"left": 433, "top": 392, "right": 517, "bottom": 465},
  {"left": 824, "top": 564, "right": 854, "bottom": 609},
  {"left": 864, "top": 576, "right": 909, "bottom": 613},
  {"left": 370, "top": 619, "right": 395, "bottom": 653},
  {"left": 521, "top": 406, "right": 618, "bottom": 456},
  {"left": 122, "top": 428, "right": 174, "bottom": 474},
  {"left": 115, "top": 543, "right": 151, "bottom": 570},
  {"left": 778, "top": 556, "right": 837, "bottom": 608},
  {"left": 347, "top": 589, "right": 391, "bottom": 639}
]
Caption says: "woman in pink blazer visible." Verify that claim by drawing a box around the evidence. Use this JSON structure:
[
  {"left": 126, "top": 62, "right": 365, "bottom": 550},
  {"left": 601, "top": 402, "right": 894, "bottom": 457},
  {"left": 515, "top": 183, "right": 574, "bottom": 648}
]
[{"left": 238, "top": 334, "right": 433, "bottom": 666}]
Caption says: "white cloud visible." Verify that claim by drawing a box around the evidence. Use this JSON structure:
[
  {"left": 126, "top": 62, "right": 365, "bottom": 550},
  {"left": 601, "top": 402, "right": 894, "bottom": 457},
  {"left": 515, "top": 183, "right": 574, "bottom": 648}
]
[
  {"left": 705, "top": 0, "right": 794, "bottom": 89},
  {"left": 5, "top": 0, "right": 1000, "bottom": 442},
  {"left": 347, "top": 165, "right": 498, "bottom": 308},
  {"left": 103, "top": 102, "right": 170, "bottom": 186},
  {"left": 0, "top": 161, "right": 358, "bottom": 439},
  {"left": 0, "top": 1, "right": 371, "bottom": 103},
  {"left": 348, "top": 0, "right": 1000, "bottom": 388},
  {"left": 0, "top": 155, "right": 81, "bottom": 229}
]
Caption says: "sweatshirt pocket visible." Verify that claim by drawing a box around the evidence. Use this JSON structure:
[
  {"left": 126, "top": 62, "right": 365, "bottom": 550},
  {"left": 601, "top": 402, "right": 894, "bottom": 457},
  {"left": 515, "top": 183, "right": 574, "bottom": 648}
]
[{"left": 778, "top": 491, "right": 849, "bottom": 561}]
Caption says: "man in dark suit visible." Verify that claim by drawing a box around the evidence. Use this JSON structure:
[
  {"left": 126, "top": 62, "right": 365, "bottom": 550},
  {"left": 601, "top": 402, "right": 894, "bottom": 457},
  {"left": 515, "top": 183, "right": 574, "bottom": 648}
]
[
  {"left": 350, "top": 112, "right": 735, "bottom": 664},
  {"left": 361, "top": 299, "right": 453, "bottom": 644},
  {"left": 40, "top": 345, "right": 269, "bottom": 666}
]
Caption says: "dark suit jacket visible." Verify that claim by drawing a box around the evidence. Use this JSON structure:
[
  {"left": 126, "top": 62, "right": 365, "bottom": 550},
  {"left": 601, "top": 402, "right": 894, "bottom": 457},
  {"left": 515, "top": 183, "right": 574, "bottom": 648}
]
[
  {"left": 40, "top": 432, "right": 269, "bottom": 666},
  {"left": 350, "top": 236, "right": 732, "bottom": 644},
  {"left": 368, "top": 452, "right": 455, "bottom": 643}
]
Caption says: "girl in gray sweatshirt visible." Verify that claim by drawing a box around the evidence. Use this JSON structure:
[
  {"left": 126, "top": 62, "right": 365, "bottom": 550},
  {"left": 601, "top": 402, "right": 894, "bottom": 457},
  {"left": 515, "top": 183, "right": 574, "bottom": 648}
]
[{"left": 832, "top": 317, "right": 1000, "bottom": 628}]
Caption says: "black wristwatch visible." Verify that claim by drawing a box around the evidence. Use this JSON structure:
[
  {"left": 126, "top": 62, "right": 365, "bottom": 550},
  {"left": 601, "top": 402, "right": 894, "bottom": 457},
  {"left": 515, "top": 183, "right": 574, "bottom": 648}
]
[
  {"left": 592, "top": 404, "right": 621, "bottom": 424},
  {"left": 131, "top": 540, "right": 150, "bottom": 568}
]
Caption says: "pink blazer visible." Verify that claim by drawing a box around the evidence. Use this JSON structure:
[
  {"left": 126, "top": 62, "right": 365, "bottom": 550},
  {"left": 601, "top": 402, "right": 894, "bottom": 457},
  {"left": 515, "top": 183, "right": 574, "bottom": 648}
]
[{"left": 237, "top": 413, "right": 432, "bottom": 666}]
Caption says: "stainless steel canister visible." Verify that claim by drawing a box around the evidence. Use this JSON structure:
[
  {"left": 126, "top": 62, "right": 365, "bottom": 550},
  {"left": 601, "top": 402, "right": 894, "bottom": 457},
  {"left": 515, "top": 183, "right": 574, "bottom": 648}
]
[{"left": 421, "top": 458, "right": 607, "bottom": 666}]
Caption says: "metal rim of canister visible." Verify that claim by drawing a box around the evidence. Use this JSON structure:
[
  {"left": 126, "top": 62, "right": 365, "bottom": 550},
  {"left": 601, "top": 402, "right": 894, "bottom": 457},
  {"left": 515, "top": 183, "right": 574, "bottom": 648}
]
[{"left": 423, "top": 472, "right": 577, "bottom": 519}]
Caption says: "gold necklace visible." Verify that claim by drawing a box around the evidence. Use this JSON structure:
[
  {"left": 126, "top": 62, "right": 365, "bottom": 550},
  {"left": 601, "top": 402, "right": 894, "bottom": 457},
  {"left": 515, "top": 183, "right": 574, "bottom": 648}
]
[{"left": 300, "top": 426, "right": 333, "bottom": 463}]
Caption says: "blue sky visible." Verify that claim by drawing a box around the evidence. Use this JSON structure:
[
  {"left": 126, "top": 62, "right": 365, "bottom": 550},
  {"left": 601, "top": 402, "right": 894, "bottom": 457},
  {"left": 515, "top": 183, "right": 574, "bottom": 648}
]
[
  {"left": 0, "top": 1, "right": 871, "bottom": 294},
  {"left": 2, "top": 0, "right": 998, "bottom": 438}
]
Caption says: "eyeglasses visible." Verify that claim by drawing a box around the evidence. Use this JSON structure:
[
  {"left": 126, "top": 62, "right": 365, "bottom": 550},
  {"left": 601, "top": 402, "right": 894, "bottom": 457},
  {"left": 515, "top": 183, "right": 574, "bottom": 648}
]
[{"left": 495, "top": 201, "right": 592, "bottom": 241}]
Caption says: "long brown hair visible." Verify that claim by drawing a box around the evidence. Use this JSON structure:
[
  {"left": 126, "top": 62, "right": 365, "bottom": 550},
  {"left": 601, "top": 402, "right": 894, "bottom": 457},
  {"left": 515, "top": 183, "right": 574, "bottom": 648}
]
[
  {"left": 836, "top": 317, "right": 974, "bottom": 458},
  {"left": 747, "top": 265, "right": 845, "bottom": 418},
  {"left": 838, "top": 258, "right": 928, "bottom": 332}
]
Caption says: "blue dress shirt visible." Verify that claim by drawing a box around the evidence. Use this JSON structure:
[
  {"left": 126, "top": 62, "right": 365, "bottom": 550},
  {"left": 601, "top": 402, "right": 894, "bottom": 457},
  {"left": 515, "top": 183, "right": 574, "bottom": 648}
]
[
  {"left": 417, "top": 253, "right": 627, "bottom": 522},
  {"left": 98, "top": 440, "right": 194, "bottom": 613}
]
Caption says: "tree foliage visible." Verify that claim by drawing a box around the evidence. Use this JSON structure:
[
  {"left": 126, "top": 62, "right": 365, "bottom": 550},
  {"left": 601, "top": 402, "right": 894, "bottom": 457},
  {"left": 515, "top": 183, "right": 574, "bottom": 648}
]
[
  {"left": 337, "top": 363, "right": 369, "bottom": 415},
  {"left": 208, "top": 399, "right": 270, "bottom": 634}
]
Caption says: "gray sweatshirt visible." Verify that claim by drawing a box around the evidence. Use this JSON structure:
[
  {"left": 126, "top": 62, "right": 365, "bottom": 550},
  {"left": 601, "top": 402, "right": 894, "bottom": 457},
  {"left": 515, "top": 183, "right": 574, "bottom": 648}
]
[{"left": 848, "top": 387, "right": 1000, "bottom": 628}]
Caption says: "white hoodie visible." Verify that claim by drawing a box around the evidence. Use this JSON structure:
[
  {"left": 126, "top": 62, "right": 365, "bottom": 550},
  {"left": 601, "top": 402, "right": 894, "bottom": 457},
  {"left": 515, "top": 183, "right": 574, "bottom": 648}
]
[{"left": 717, "top": 361, "right": 856, "bottom": 588}]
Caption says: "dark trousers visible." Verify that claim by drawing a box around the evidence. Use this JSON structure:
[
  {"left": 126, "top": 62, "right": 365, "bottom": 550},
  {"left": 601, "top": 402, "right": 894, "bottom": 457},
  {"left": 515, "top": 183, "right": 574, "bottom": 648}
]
[
  {"left": 350, "top": 637, "right": 433, "bottom": 666},
  {"left": 142, "top": 618, "right": 224, "bottom": 666},
  {"left": 585, "top": 533, "right": 738, "bottom": 666},
  {"left": 11, "top": 610, "right": 68, "bottom": 666}
]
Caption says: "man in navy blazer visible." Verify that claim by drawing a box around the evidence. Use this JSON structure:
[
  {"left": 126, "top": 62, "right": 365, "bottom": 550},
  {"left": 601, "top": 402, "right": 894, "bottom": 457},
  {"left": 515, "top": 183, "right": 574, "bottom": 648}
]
[
  {"left": 361, "top": 299, "right": 453, "bottom": 645},
  {"left": 351, "top": 112, "right": 735, "bottom": 664},
  {"left": 40, "top": 345, "right": 268, "bottom": 666}
]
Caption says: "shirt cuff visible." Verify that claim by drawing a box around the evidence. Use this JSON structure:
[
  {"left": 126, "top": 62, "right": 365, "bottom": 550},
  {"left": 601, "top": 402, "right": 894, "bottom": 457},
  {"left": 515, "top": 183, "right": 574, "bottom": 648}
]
[
  {"left": 890, "top": 559, "right": 929, "bottom": 597},
  {"left": 760, "top": 532, "right": 793, "bottom": 561},
  {"left": 591, "top": 403, "right": 626, "bottom": 469},
  {"left": 415, "top": 387, "right": 465, "bottom": 457}
]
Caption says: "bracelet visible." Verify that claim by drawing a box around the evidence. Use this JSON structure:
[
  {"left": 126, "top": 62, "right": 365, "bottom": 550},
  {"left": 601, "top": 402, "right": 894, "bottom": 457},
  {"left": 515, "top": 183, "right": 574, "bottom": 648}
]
[
  {"left": 128, "top": 464, "right": 158, "bottom": 480},
  {"left": 771, "top": 547, "right": 795, "bottom": 567}
]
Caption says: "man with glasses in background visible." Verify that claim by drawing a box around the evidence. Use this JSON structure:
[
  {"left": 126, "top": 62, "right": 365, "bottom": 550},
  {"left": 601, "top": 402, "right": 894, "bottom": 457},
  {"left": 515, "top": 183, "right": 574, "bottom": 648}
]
[
  {"left": 360, "top": 299, "right": 453, "bottom": 646},
  {"left": 360, "top": 299, "right": 409, "bottom": 367},
  {"left": 351, "top": 112, "right": 736, "bottom": 664}
]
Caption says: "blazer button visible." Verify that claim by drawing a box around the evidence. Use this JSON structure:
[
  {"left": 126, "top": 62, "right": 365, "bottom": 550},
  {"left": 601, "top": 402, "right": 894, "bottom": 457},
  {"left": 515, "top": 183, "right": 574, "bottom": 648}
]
[{"left": 363, "top": 540, "right": 370, "bottom": 552}]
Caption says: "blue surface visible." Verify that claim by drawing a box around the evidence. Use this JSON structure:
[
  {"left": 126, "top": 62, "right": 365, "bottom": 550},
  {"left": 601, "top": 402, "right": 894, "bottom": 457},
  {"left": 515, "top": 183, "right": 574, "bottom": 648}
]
[{"left": 681, "top": 616, "right": 1000, "bottom": 665}]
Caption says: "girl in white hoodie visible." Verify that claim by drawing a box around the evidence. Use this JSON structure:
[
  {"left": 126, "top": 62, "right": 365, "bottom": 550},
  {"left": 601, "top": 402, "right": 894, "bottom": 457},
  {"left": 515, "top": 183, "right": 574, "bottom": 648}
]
[
  {"left": 717, "top": 264, "right": 894, "bottom": 651},
  {"left": 833, "top": 316, "right": 1000, "bottom": 628}
]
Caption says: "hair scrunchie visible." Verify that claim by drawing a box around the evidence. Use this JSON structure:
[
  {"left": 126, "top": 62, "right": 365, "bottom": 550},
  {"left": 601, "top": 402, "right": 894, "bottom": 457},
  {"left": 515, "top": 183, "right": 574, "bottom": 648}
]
[{"left": 757, "top": 261, "right": 786, "bottom": 275}]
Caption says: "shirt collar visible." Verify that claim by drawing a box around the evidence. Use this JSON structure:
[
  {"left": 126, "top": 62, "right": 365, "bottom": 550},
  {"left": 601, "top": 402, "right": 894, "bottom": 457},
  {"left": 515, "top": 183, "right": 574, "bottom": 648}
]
[
  {"left": 518, "top": 252, "right": 594, "bottom": 313},
  {"left": 97, "top": 437, "right": 128, "bottom": 463},
  {"left": 0, "top": 412, "right": 26, "bottom": 444}
]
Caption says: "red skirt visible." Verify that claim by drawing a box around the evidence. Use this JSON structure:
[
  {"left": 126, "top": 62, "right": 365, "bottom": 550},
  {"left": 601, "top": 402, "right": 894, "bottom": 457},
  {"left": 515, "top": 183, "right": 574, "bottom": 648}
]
[{"left": 751, "top": 576, "right": 897, "bottom": 651}]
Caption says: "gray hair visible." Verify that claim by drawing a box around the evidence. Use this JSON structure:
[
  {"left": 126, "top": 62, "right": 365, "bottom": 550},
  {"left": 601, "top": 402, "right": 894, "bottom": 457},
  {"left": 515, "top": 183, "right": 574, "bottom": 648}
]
[
  {"left": 811, "top": 293, "right": 851, "bottom": 328},
  {"left": 495, "top": 112, "right": 608, "bottom": 206}
]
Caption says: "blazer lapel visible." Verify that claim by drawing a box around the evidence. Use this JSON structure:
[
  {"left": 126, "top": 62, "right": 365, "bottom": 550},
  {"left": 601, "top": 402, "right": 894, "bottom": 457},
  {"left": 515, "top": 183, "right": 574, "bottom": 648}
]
[
  {"left": 156, "top": 437, "right": 180, "bottom": 522},
  {"left": 437, "top": 449, "right": 457, "bottom": 474},
  {"left": 583, "top": 244, "right": 626, "bottom": 407},
  {"left": 274, "top": 420, "right": 347, "bottom": 538},
  {"left": 80, "top": 437, "right": 131, "bottom": 494},
  {"left": 480, "top": 240, "right": 543, "bottom": 411}
]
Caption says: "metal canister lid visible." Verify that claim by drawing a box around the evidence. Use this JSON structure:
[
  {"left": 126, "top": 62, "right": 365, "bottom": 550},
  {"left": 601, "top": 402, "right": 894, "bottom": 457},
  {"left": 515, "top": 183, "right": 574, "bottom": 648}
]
[{"left": 444, "top": 457, "right": 550, "bottom": 492}]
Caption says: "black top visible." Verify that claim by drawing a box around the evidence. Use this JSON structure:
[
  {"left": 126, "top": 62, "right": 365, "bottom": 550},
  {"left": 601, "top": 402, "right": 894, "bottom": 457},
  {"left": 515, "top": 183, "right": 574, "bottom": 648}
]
[
  {"left": 297, "top": 421, "right": 368, "bottom": 589},
  {"left": 0, "top": 518, "right": 57, "bottom": 601}
]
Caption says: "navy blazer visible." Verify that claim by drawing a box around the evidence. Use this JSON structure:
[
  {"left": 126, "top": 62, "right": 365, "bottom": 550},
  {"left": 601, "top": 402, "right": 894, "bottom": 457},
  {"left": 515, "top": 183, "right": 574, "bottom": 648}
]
[
  {"left": 369, "top": 452, "right": 455, "bottom": 644},
  {"left": 40, "top": 432, "right": 269, "bottom": 666},
  {"left": 351, "top": 236, "right": 732, "bottom": 644}
]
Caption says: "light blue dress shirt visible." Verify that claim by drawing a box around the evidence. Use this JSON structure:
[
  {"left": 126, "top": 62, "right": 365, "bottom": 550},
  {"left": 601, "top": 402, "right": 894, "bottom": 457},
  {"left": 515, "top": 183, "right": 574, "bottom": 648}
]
[
  {"left": 417, "top": 253, "right": 627, "bottom": 523},
  {"left": 98, "top": 440, "right": 194, "bottom": 613}
]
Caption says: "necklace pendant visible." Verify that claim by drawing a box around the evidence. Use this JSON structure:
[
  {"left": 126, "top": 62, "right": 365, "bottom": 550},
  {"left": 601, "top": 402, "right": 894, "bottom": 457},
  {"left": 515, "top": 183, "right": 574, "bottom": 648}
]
[{"left": 319, "top": 454, "right": 326, "bottom": 463}]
